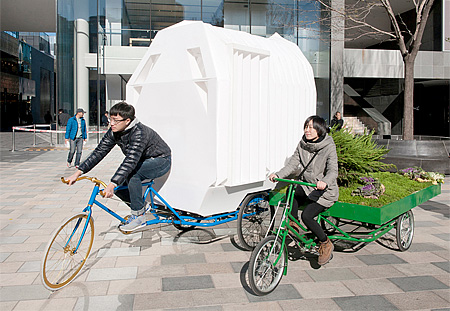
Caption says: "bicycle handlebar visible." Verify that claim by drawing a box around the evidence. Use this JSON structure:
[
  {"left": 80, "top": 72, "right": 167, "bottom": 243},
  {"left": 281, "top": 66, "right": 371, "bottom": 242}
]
[
  {"left": 273, "top": 177, "right": 317, "bottom": 188},
  {"left": 61, "top": 176, "right": 108, "bottom": 196}
]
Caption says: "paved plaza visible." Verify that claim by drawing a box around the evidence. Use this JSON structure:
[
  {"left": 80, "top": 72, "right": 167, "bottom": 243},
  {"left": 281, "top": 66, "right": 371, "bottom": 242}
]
[{"left": 0, "top": 132, "right": 449, "bottom": 310}]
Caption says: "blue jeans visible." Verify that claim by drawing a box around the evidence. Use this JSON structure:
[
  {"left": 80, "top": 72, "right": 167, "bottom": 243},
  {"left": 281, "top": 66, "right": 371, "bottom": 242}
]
[
  {"left": 67, "top": 137, "right": 83, "bottom": 166},
  {"left": 115, "top": 156, "right": 171, "bottom": 215}
]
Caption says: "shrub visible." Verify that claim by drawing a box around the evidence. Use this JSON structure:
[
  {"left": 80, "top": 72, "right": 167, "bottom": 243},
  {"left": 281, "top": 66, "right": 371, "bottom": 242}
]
[{"left": 330, "top": 128, "right": 395, "bottom": 186}]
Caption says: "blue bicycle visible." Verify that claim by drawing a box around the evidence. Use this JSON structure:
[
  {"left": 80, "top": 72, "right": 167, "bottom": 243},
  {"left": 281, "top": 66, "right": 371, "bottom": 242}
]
[{"left": 40, "top": 176, "right": 273, "bottom": 290}]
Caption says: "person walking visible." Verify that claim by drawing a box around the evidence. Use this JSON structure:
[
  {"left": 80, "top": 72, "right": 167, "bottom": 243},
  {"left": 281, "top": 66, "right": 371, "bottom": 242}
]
[
  {"left": 101, "top": 111, "right": 109, "bottom": 127},
  {"left": 58, "top": 109, "right": 70, "bottom": 127},
  {"left": 65, "top": 108, "right": 87, "bottom": 168},
  {"left": 269, "top": 115, "right": 339, "bottom": 265}
]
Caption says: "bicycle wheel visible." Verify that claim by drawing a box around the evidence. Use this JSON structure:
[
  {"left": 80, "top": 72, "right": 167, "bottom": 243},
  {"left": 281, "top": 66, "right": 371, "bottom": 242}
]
[
  {"left": 321, "top": 216, "right": 339, "bottom": 234},
  {"left": 237, "top": 193, "right": 274, "bottom": 250},
  {"left": 248, "top": 235, "right": 286, "bottom": 296},
  {"left": 41, "top": 213, "right": 95, "bottom": 290},
  {"left": 396, "top": 210, "right": 414, "bottom": 251}
]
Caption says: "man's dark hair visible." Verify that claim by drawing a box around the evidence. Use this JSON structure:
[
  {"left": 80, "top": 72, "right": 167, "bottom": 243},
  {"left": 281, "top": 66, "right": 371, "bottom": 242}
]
[
  {"left": 110, "top": 102, "right": 135, "bottom": 120},
  {"left": 58, "top": 109, "right": 64, "bottom": 113},
  {"left": 304, "top": 115, "right": 329, "bottom": 137}
]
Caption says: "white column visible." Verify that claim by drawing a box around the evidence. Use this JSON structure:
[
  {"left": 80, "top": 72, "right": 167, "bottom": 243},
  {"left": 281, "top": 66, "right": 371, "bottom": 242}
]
[{"left": 75, "top": 18, "right": 90, "bottom": 128}]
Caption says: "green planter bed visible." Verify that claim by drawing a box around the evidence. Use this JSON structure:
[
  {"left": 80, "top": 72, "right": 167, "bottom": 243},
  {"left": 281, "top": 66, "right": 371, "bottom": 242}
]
[
  {"left": 268, "top": 183, "right": 441, "bottom": 226},
  {"left": 323, "top": 183, "right": 441, "bottom": 225}
]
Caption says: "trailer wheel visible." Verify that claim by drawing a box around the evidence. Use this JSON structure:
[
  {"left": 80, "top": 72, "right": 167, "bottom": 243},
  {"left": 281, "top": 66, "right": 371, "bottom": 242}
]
[
  {"left": 237, "top": 192, "right": 274, "bottom": 250},
  {"left": 396, "top": 210, "right": 414, "bottom": 251}
]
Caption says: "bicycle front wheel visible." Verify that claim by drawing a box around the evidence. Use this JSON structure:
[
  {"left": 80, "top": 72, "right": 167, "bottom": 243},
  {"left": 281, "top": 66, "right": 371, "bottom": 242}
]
[
  {"left": 248, "top": 235, "right": 286, "bottom": 296},
  {"left": 41, "top": 213, "right": 94, "bottom": 290}
]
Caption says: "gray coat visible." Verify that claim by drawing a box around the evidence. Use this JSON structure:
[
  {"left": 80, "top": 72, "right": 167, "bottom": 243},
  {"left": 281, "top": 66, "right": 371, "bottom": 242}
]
[{"left": 276, "top": 134, "right": 339, "bottom": 207}]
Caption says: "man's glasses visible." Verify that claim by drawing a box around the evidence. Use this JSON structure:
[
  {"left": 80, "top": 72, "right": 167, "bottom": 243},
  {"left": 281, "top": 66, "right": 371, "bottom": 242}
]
[{"left": 109, "top": 118, "right": 127, "bottom": 125}]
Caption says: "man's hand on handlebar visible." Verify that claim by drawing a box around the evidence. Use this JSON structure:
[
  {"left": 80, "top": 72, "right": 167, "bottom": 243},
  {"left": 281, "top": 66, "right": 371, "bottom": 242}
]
[
  {"left": 104, "top": 183, "right": 115, "bottom": 198},
  {"left": 268, "top": 173, "right": 278, "bottom": 183},
  {"left": 66, "top": 170, "right": 83, "bottom": 186}
]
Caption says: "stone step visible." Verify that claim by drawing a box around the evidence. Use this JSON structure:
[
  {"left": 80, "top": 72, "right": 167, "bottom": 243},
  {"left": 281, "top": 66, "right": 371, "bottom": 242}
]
[{"left": 344, "top": 117, "right": 368, "bottom": 135}]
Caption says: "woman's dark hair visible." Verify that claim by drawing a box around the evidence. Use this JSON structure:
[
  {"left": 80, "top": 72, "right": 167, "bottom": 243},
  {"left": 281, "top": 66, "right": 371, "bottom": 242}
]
[
  {"left": 110, "top": 102, "right": 135, "bottom": 121},
  {"left": 304, "top": 115, "right": 329, "bottom": 137}
]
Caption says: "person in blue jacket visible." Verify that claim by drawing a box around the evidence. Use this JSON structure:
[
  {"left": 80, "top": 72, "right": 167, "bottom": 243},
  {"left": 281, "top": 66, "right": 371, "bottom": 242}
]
[{"left": 65, "top": 108, "right": 87, "bottom": 168}]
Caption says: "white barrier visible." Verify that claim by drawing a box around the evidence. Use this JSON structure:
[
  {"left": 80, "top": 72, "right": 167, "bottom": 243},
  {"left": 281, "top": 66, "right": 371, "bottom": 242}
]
[{"left": 11, "top": 125, "right": 107, "bottom": 151}]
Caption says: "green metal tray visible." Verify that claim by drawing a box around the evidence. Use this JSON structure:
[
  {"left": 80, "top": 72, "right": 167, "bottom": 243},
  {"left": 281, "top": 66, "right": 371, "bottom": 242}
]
[{"left": 269, "top": 183, "right": 441, "bottom": 226}]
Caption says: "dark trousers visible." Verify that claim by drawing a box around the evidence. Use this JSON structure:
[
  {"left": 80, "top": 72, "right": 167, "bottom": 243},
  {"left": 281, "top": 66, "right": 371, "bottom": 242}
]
[
  {"left": 290, "top": 186, "right": 328, "bottom": 242},
  {"left": 115, "top": 156, "right": 171, "bottom": 216},
  {"left": 67, "top": 137, "right": 83, "bottom": 166}
]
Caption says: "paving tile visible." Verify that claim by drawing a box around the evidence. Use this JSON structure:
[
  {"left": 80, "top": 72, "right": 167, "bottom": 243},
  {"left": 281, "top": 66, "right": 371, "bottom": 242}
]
[
  {"left": 73, "top": 294, "right": 134, "bottom": 311},
  {"left": 0, "top": 272, "right": 39, "bottom": 286},
  {"left": 186, "top": 262, "right": 234, "bottom": 275},
  {"left": 107, "top": 278, "right": 162, "bottom": 295},
  {"left": 167, "top": 305, "right": 223, "bottom": 311},
  {"left": 191, "top": 288, "right": 250, "bottom": 306},
  {"left": 0, "top": 285, "right": 50, "bottom": 302},
  {"left": 385, "top": 291, "right": 450, "bottom": 310},
  {"left": 408, "top": 242, "right": 446, "bottom": 252},
  {"left": 162, "top": 275, "right": 214, "bottom": 291},
  {"left": 96, "top": 246, "right": 140, "bottom": 258},
  {"left": 18, "top": 213, "right": 54, "bottom": 219},
  {"left": 433, "top": 233, "right": 450, "bottom": 241},
  {"left": 0, "top": 301, "right": 17, "bottom": 311},
  {"left": 342, "top": 278, "right": 403, "bottom": 295},
  {"left": 433, "top": 289, "right": 450, "bottom": 303},
  {"left": 294, "top": 281, "right": 354, "bottom": 299},
  {"left": 278, "top": 298, "right": 341, "bottom": 310},
  {"left": 245, "top": 284, "right": 301, "bottom": 302},
  {"left": 230, "top": 261, "right": 247, "bottom": 273},
  {"left": 395, "top": 250, "right": 448, "bottom": 264},
  {"left": 356, "top": 254, "right": 408, "bottom": 265},
  {"left": 17, "top": 260, "right": 41, "bottom": 273},
  {"left": 431, "top": 261, "right": 450, "bottom": 273},
  {"left": 392, "top": 262, "right": 448, "bottom": 276},
  {"left": 49, "top": 281, "right": 110, "bottom": 298},
  {"left": 134, "top": 290, "right": 196, "bottom": 309},
  {"left": 333, "top": 294, "right": 398, "bottom": 310},
  {"left": 0, "top": 252, "right": 11, "bottom": 262},
  {"left": 388, "top": 275, "right": 449, "bottom": 292},
  {"left": 14, "top": 297, "right": 78, "bottom": 311},
  {"left": 161, "top": 253, "right": 206, "bottom": 265},
  {"left": 306, "top": 267, "right": 360, "bottom": 282},
  {"left": 86, "top": 266, "right": 137, "bottom": 282},
  {"left": 350, "top": 265, "right": 406, "bottom": 279},
  {"left": 2, "top": 224, "right": 42, "bottom": 231},
  {"left": 223, "top": 301, "right": 283, "bottom": 311}
]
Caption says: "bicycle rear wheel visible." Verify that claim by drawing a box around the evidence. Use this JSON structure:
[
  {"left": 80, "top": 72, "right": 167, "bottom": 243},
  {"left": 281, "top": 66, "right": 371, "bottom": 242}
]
[
  {"left": 41, "top": 213, "right": 94, "bottom": 290},
  {"left": 248, "top": 235, "right": 286, "bottom": 296},
  {"left": 237, "top": 193, "right": 274, "bottom": 250}
]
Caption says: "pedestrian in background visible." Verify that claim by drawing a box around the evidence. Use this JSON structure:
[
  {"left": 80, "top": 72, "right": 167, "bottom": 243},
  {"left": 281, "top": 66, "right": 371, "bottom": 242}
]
[
  {"left": 58, "top": 109, "right": 70, "bottom": 127},
  {"left": 101, "top": 111, "right": 109, "bottom": 127},
  {"left": 330, "top": 111, "right": 344, "bottom": 131},
  {"left": 65, "top": 108, "right": 87, "bottom": 168}
]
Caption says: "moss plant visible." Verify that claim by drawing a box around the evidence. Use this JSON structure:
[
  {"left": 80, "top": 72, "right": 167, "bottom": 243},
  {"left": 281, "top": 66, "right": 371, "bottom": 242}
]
[{"left": 338, "top": 172, "right": 433, "bottom": 207}]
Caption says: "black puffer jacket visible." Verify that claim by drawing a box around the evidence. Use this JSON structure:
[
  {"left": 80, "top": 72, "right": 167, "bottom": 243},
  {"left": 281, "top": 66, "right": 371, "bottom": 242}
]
[{"left": 78, "top": 119, "right": 171, "bottom": 185}]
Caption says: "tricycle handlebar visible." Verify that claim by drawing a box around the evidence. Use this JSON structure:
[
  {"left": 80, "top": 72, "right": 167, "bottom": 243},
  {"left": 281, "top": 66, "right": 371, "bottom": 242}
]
[
  {"left": 274, "top": 178, "right": 316, "bottom": 188},
  {"left": 61, "top": 176, "right": 108, "bottom": 196}
]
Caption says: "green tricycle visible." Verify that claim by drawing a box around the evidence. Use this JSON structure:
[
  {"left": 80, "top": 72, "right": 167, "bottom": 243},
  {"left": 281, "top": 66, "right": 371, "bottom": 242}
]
[{"left": 245, "top": 178, "right": 442, "bottom": 296}]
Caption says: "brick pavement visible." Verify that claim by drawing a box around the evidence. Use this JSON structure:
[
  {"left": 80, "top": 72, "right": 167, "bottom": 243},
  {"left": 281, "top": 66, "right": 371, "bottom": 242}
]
[{"left": 0, "top": 133, "right": 449, "bottom": 310}]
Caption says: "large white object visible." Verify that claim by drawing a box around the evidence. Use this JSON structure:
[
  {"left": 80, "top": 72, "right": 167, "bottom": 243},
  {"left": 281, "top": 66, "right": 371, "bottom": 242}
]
[{"left": 127, "top": 21, "right": 316, "bottom": 216}]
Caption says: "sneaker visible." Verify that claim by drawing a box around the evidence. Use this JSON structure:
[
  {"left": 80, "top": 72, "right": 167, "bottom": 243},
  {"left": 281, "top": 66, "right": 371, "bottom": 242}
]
[
  {"left": 119, "top": 214, "right": 147, "bottom": 232},
  {"left": 67, "top": 162, "right": 72, "bottom": 168}
]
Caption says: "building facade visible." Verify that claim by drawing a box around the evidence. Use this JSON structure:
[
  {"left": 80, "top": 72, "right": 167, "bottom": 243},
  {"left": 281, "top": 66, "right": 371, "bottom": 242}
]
[{"left": 56, "top": 0, "right": 332, "bottom": 132}]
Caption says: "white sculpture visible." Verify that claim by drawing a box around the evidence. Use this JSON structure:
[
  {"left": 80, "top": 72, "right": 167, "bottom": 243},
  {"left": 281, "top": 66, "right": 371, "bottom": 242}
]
[{"left": 127, "top": 21, "right": 316, "bottom": 216}]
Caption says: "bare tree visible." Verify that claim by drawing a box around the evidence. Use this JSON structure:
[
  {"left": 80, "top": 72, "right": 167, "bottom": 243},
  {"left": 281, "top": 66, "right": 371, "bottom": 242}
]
[{"left": 316, "top": 0, "right": 436, "bottom": 140}]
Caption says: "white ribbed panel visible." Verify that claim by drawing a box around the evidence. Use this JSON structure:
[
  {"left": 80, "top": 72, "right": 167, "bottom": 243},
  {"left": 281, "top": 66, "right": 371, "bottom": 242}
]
[{"left": 127, "top": 21, "right": 316, "bottom": 216}]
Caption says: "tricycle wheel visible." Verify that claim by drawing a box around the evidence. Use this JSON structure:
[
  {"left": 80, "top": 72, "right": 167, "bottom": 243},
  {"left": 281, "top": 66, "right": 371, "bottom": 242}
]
[
  {"left": 321, "top": 216, "right": 339, "bottom": 234},
  {"left": 237, "top": 192, "right": 274, "bottom": 250},
  {"left": 248, "top": 235, "right": 286, "bottom": 296},
  {"left": 396, "top": 210, "right": 414, "bottom": 251}
]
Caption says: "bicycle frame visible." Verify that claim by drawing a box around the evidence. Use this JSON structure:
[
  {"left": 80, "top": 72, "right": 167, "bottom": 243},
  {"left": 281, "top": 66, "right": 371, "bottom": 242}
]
[{"left": 61, "top": 176, "right": 243, "bottom": 253}]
